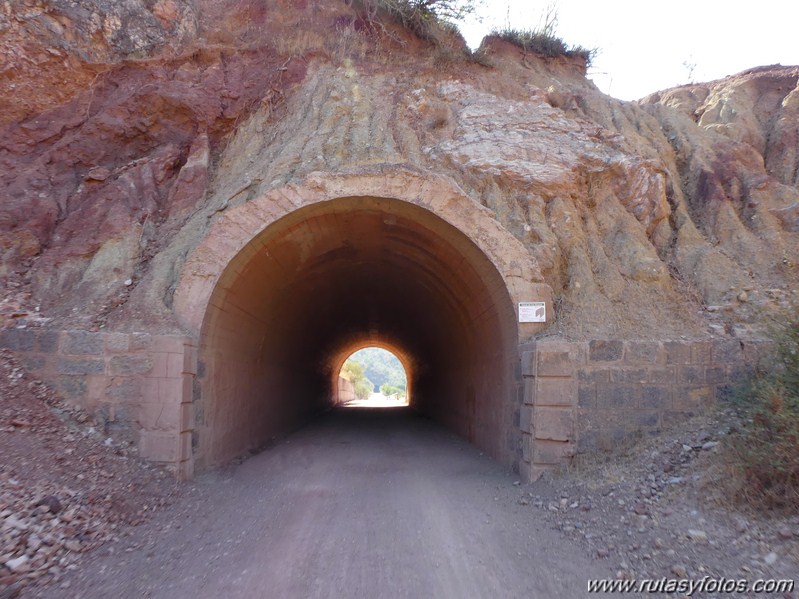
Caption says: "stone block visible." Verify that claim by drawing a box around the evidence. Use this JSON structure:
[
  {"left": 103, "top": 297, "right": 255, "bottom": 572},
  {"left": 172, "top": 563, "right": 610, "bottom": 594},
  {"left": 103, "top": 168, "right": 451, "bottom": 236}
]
[
  {"left": 167, "top": 353, "right": 186, "bottom": 378},
  {"left": 130, "top": 333, "right": 152, "bottom": 351},
  {"left": 57, "top": 357, "right": 105, "bottom": 375},
  {"left": 533, "top": 439, "right": 570, "bottom": 464},
  {"left": 578, "top": 384, "right": 595, "bottom": 408},
  {"left": 521, "top": 350, "right": 536, "bottom": 377},
  {"left": 577, "top": 368, "right": 609, "bottom": 383},
  {"left": 184, "top": 345, "right": 198, "bottom": 375},
  {"left": 535, "top": 378, "right": 576, "bottom": 406},
  {"left": 664, "top": 341, "right": 692, "bottom": 365},
  {"left": 63, "top": 331, "right": 103, "bottom": 355},
  {"left": 640, "top": 385, "right": 671, "bottom": 409},
  {"left": 18, "top": 354, "right": 46, "bottom": 371},
  {"left": 576, "top": 430, "right": 599, "bottom": 453},
  {"left": 596, "top": 384, "right": 638, "bottom": 409},
  {"left": 139, "top": 400, "right": 182, "bottom": 430},
  {"left": 142, "top": 375, "right": 192, "bottom": 405},
  {"left": 589, "top": 340, "right": 623, "bottom": 362},
  {"left": 108, "top": 378, "right": 141, "bottom": 402},
  {"left": 522, "top": 432, "right": 533, "bottom": 462},
  {"left": 525, "top": 464, "right": 553, "bottom": 482},
  {"left": 648, "top": 366, "right": 676, "bottom": 384},
  {"left": 177, "top": 459, "right": 194, "bottom": 481},
  {"left": 151, "top": 335, "right": 190, "bottom": 354},
  {"left": 678, "top": 365, "right": 704, "bottom": 384},
  {"left": 624, "top": 341, "right": 662, "bottom": 364},
  {"left": 537, "top": 350, "right": 573, "bottom": 377},
  {"left": 691, "top": 341, "right": 713, "bottom": 364},
  {"left": 104, "top": 333, "right": 130, "bottom": 352},
  {"left": 36, "top": 330, "right": 60, "bottom": 352},
  {"left": 139, "top": 431, "right": 180, "bottom": 462},
  {"left": 523, "top": 378, "right": 535, "bottom": 405},
  {"left": 609, "top": 368, "right": 648, "bottom": 384},
  {"left": 180, "top": 431, "right": 192, "bottom": 461},
  {"left": 704, "top": 366, "right": 728, "bottom": 384},
  {"left": 590, "top": 409, "right": 633, "bottom": 429},
  {"left": 109, "top": 355, "right": 153, "bottom": 376},
  {"left": 0, "top": 328, "right": 35, "bottom": 352},
  {"left": 519, "top": 405, "right": 533, "bottom": 433},
  {"left": 533, "top": 407, "right": 572, "bottom": 442}
]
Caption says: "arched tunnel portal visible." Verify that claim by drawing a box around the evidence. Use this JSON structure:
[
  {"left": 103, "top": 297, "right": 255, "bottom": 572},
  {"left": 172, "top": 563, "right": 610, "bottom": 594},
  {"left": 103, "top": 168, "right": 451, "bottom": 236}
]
[{"left": 175, "top": 171, "right": 550, "bottom": 474}]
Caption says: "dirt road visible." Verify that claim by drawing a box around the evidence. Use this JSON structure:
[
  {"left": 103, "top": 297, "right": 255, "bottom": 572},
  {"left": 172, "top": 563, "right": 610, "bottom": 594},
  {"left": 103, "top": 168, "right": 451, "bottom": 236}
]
[{"left": 35, "top": 407, "right": 618, "bottom": 598}]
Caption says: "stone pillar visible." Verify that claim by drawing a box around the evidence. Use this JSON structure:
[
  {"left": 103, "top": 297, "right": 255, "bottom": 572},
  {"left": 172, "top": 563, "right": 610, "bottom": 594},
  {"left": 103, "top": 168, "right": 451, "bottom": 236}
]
[{"left": 520, "top": 339, "right": 579, "bottom": 481}]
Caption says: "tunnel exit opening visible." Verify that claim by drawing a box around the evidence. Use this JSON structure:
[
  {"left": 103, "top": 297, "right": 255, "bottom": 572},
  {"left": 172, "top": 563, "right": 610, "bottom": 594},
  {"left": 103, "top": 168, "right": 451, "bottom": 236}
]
[{"left": 336, "top": 346, "right": 409, "bottom": 409}]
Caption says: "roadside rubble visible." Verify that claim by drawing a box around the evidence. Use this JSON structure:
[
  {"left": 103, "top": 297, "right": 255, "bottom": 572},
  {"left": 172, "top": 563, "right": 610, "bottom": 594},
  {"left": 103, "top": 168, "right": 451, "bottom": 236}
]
[{"left": 0, "top": 350, "right": 178, "bottom": 597}]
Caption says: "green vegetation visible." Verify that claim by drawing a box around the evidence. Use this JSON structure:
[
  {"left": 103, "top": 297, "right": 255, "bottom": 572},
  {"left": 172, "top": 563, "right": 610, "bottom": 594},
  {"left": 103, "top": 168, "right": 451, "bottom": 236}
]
[
  {"left": 348, "top": 347, "right": 407, "bottom": 396},
  {"left": 380, "top": 382, "right": 406, "bottom": 398},
  {"left": 341, "top": 359, "right": 375, "bottom": 400},
  {"left": 729, "top": 305, "right": 799, "bottom": 510}
]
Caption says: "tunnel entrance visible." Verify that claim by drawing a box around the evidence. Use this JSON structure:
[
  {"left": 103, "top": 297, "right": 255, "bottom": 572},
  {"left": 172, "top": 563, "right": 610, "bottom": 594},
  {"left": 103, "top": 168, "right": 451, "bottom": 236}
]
[{"left": 175, "top": 171, "right": 550, "bottom": 476}]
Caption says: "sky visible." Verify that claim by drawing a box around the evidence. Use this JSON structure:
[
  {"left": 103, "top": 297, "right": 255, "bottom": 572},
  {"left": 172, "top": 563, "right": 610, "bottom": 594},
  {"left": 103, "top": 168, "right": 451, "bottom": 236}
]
[{"left": 459, "top": 1, "right": 799, "bottom": 101}]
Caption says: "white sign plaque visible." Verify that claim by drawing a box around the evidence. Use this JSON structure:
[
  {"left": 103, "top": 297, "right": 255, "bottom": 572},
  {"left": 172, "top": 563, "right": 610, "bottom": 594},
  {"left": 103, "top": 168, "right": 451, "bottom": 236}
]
[{"left": 518, "top": 302, "right": 546, "bottom": 323}]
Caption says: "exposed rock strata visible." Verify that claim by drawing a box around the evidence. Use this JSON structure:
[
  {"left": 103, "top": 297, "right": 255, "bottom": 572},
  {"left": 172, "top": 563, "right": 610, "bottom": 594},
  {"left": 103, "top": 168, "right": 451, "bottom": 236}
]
[{"left": 0, "top": 1, "right": 797, "bottom": 340}]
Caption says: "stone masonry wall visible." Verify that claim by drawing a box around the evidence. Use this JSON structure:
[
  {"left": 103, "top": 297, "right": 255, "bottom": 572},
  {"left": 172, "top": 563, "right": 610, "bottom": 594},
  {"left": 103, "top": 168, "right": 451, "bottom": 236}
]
[
  {"left": 0, "top": 328, "right": 196, "bottom": 479},
  {"left": 2, "top": 328, "right": 766, "bottom": 482},
  {"left": 520, "top": 337, "right": 767, "bottom": 481}
]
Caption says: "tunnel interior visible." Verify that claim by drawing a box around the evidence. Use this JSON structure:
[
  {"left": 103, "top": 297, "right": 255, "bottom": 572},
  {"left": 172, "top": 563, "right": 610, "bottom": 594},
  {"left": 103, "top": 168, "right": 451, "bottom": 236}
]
[{"left": 195, "top": 196, "right": 522, "bottom": 472}]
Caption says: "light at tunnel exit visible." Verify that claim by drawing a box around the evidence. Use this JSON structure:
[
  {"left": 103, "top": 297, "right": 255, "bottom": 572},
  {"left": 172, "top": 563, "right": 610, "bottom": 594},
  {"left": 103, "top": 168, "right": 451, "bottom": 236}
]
[{"left": 338, "top": 347, "right": 409, "bottom": 408}]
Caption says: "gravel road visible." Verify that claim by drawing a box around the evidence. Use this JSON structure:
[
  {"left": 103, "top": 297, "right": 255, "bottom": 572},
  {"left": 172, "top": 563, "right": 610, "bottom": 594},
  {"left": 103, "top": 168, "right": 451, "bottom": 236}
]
[{"left": 35, "top": 407, "right": 618, "bottom": 599}]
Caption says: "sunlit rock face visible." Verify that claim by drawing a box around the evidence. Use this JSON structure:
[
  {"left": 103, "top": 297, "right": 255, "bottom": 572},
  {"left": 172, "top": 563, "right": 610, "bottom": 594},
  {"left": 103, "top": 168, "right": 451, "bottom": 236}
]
[{"left": 1, "top": 1, "right": 796, "bottom": 341}]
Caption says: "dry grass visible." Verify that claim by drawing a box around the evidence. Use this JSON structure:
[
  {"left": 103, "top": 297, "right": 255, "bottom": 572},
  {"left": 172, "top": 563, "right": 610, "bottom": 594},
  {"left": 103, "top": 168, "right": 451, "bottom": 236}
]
[{"left": 491, "top": 27, "right": 596, "bottom": 67}]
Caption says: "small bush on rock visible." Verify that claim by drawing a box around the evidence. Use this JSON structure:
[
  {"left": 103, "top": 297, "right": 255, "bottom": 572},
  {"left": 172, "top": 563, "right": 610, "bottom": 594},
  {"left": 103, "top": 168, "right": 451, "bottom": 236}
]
[{"left": 348, "top": 0, "right": 474, "bottom": 45}]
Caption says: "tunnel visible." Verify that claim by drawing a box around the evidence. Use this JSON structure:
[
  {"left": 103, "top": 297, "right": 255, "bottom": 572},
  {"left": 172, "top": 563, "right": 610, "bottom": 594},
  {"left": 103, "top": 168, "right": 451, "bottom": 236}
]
[{"left": 188, "top": 184, "right": 538, "bottom": 474}]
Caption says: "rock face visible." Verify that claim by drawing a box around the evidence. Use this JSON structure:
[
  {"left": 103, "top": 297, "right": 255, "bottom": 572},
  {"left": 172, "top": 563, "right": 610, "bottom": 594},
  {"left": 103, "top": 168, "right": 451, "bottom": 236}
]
[{"left": 1, "top": 0, "right": 797, "bottom": 340}]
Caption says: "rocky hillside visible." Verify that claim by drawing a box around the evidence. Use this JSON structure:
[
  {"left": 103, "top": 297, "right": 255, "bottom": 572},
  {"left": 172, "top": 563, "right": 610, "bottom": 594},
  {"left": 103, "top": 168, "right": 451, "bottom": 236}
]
[{"left": 1, "top": 0, "right": 797, "bottom": 340}]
